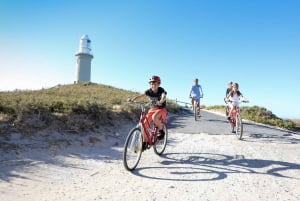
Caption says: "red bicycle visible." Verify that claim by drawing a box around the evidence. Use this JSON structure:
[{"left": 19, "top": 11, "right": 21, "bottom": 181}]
[
  {"left": 123, "top": 102, "right": 168, "bottom": 171},
  {"left": 226, "top": 99, "right": 249, "bottom": 140}
]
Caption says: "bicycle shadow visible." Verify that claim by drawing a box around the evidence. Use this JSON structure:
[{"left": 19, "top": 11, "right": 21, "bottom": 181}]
[
  {"left": 132, "top": 152, "right": 300, "bottom": 181},
  {"left": 240, "top": 122, "right": 300, "bottom": 144}
]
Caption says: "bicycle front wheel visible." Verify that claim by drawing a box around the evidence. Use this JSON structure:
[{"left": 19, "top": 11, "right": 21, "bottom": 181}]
[
  {"left": 235, "top": 114, "right": 243, "bottom": 140},
  {"left": 123, "top": 127, "right": 143, "bottom": 171},
  {"left": 153, "top": 123, "right": 168, "bottom": 155},
  {"left": 194, "top": 102, "right": 197, "bottom": 121}
]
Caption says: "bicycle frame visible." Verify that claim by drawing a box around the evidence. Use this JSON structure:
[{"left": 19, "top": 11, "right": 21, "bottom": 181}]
[{"left": 137, "top": 105, "right": 160, "bottom": 145}]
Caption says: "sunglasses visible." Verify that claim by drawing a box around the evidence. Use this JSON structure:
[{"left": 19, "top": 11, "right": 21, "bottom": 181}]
[{"left": 150, "top": 82, "right": 157, "bottom": 85}]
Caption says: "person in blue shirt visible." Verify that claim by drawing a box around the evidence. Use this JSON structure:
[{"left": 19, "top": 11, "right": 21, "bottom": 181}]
[{"left": 189, "top": 78, "right": 203, "bottom": 116}]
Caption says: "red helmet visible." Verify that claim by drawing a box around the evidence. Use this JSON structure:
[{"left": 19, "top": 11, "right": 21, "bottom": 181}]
[{"left": 149, "top": 75, "right": 161, "bottom": 84}]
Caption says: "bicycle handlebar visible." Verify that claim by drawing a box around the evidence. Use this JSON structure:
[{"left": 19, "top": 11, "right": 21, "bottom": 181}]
[
  {"left": 225, "top": 99, "right": 249, "bottom": 104},
  {"left": 127, "top": 100, "right": 150, "bottom": 106}
]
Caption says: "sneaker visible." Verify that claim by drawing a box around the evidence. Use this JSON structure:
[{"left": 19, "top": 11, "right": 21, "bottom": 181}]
[{"left": 157, "top": 130, "right": 165, "bottom": 140}]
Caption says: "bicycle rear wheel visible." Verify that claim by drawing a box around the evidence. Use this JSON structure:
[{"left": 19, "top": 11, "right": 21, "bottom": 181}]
[
  {"left": 123, "top": 127, "right": 143, "bottom": 171},
  {"left": 153, "top": 123, "right": 168, "bottom": 155},
  {"left": 235, "top": 114, "right": 243, "bottom": 140}
]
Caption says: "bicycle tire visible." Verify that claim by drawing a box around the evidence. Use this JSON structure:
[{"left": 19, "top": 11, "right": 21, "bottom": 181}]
[
  {"left": 153, "top": 122, "right": 168, "bottom": 155},
  {"left": 194, "top": 105, "right": 198, "bottom": 121},
  {"left": 235, "top": 114, "right": 243, "bottom": 140},
  {"left": 123, "top": 127, "right": 143, "bottom": 171},
  {"left": 194, "top": 101, "right": 199, "bottom": 121}
]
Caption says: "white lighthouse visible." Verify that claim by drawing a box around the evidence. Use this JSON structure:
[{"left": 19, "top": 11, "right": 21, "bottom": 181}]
[{"left": 75, "top": 34, "right": 93, "bottom": 83}]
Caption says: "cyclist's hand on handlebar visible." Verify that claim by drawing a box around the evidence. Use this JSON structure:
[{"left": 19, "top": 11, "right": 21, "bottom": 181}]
[
  {"left": 127, "top": 98, "right": 134, "bottom": 102},
  {"left": 156, "top": 101, "right": 162, "bottom": 106}
]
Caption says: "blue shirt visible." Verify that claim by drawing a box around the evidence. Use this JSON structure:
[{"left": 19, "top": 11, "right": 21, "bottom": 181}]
[{"left": 190, "top": 84, "right": 203, "bottom": 99}]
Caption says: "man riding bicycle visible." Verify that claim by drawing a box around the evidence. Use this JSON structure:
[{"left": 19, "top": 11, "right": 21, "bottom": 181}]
[
  {"left": 189, "top": 78, "right": 203, "bottom": 116},
  {"left": 128, "top": 75, "right": 167, "bottom": 150}
]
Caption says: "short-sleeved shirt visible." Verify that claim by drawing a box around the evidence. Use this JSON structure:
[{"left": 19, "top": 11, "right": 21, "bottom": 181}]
[
  {"left": 145, "top": 87, "right": 167, "bottom": 109},
  {"left": 228, "top": 91, "right": 242, "bottom": 102},
  {"left": 190, "top": 84, "right": 202, "bottom": 99}
]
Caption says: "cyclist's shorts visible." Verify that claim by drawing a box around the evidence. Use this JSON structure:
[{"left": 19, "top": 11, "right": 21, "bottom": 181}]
[
  {"left": 192, "top": 97, "right": 201, "bottom": 102},
  {"left": 146, "top": 108, "right": 167, "bottom": 121}
]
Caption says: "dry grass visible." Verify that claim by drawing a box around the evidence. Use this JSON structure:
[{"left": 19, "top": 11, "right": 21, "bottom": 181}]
[
  {"left": 0, "top": 82, "right": 182, "bottom": 136},
  {"left": 1, "top": 83, "right": 298, "bottom": 136}
]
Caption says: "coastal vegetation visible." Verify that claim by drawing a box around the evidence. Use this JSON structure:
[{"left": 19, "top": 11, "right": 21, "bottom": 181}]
[{"left": 0, "top": 83, "right": 299, "bottom": 136}]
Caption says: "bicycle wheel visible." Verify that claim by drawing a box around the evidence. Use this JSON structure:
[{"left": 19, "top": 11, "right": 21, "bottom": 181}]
[
  {"left": 194, "top": 102, "right": 198, "bottom": 121},
  {"left": 194, "top": 105, "right": 197, "bottom": 121},
  {"left": 153, "top": 123, "right": 168, "bottom": 155},
  {"left": 123, "top": 127, "right": 143, "bottom": 171},
  {"left": 235, "top": 114, "right": 243, "bottom": 140}
]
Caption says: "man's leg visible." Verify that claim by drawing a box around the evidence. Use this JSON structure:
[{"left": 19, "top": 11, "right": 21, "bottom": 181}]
[{"left": 225, "top": 105, "right": 229, "bottom": 116}]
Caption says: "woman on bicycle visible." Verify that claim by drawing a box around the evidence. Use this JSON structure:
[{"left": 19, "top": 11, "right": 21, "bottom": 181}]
[
  {"left": 128, "top": 75, "right": 167, "bottom": 148},
  {"left": 189, "top": 78, "right": 203, "bottom": 116},
  {"left": 226, "top": 82, "right": 245, "bottom": 120}
]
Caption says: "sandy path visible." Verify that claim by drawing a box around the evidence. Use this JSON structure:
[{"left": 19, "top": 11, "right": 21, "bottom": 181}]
[{"left": 1, "top": 113, "right": 300, "bottom": 201}]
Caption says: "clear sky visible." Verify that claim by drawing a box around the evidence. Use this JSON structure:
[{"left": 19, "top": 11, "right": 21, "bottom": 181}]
[{"left": 1, "top": 0, "right": 299, "bottom": 119}]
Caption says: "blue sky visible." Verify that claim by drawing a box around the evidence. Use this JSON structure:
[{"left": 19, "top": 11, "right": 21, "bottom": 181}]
[{"left": 1, "top": 0, "right": 299, "bottom": 119}]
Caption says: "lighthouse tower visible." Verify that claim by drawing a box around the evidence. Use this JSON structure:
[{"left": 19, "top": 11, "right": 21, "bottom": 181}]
[{"left": 75, "top": 34, "right": 93, "bottom": 83}]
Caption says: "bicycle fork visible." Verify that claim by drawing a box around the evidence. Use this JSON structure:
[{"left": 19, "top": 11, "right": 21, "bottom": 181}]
[{"left": 130, "top": 129, "right": 142, "bottom": 152}]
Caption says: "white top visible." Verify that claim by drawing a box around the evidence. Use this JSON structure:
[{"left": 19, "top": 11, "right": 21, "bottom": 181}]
[{"left": 229, "top": 93, "right": 239, "bottom": 102}]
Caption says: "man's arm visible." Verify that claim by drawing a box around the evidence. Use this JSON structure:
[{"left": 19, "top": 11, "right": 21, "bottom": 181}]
[{"left": 128, "top": 93, "right": 146, "bottom": 102}]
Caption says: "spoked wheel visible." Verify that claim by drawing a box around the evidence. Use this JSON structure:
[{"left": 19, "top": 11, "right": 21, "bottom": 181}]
[
  {"left": 123, "top": 127, "right": 143, "bottom": 171},
  {"left": 153, "top": 123, "right": 168, "bottom": 155},
  {"left": 235, "top": 114, "right": 243, "bottom": 140}
]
